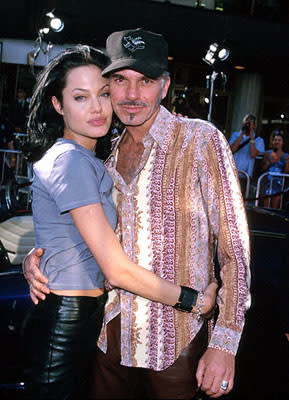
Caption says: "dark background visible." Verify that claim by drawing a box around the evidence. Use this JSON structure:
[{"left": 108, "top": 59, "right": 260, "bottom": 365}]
[{"left": 1, "top": 0, "right": 289, "bottom": 141}]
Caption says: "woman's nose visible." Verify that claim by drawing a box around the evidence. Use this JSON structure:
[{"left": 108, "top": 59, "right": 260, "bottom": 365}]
[{"left": 90, "top": 97, "right": 102, "bottom": 112}]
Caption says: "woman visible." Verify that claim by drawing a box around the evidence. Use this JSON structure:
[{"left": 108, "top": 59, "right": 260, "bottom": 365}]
[
  {"left": 23, "top": 45, "right": 217, "bottom": 399},
  {"left": 262, "top": 132, "right": 289, "bottom": 208}
]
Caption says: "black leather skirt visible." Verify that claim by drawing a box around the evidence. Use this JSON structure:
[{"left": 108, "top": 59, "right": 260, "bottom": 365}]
[{"left": 23, "top": 292, "right": 107, "bottom": 400}]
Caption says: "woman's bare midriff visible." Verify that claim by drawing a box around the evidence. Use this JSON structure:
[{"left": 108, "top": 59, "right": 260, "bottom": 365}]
[{"left": 51, "top": 288, "right": 105, "bottom": 297}]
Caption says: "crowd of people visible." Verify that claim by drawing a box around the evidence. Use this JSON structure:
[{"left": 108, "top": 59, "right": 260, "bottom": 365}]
[{"left": 229, "top": 114, "right": 289, "bottom": 209}]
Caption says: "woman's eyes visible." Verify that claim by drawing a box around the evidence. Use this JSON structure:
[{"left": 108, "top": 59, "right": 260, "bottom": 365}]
[
  {"left": 74, "top": 95, "right": 86, "bottom": 101},
  {"left": 74, "top": 92, "right": 110, "bottom": 101}
]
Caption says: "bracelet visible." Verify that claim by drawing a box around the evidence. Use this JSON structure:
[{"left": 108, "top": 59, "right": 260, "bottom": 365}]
[
  {"left": 250, "top": 139, "right": 255, "bottom": 144},
  {"left": 173, "top": 286, "right": 198, "bottom": 313},
  {"left": 197, "top": 291, "right": 204, "bottom": 321}
]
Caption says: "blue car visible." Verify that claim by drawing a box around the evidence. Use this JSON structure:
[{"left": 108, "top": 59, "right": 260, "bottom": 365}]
[
  {"left": 0, "top": 213, "right": 34, "bottom": 397},
  {"left": 0, "top": 206, "right": 288, "bottom": 399}
]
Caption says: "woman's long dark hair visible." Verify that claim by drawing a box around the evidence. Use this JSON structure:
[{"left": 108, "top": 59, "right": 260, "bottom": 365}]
[{"left": 23, "top": 45, "right": 117, "bottom": 162}]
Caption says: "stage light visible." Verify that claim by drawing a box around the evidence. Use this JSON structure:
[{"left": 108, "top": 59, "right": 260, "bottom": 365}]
[
  {"left": 202, "top": 42, "right": 230, "bottom": 122},
  {"left": 39, "top": 27, "right": 50, "bottom": 35},
  {"left": 203, "top": 42, "right": 230, "bottom": 67},
  {"left": 218, "top": 47, "right": 229, "bottom": 61},
  {"left": 27, "top": 9, "right": 65, "bottom": 68},
  {"left": 46, "top": 11, "right": 64, "bottom": 32}
]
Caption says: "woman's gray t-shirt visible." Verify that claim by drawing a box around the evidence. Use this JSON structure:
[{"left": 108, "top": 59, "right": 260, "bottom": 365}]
[{"left": 32, "top": 138, "right": 117, "bottom": 290}]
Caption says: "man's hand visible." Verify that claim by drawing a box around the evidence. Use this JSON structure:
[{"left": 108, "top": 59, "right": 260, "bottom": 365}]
[
  {"left": 201, "top": 282, "right": 218, "bottom": 317},
  {"left": 249, "top": 123, "right": 255, "bottom": 139},
  {"left": 22, "top": 247, "right": 49, "bottom": 304},
  {"left": 196, "top": 348, "right": 235, "bottom": 398}
]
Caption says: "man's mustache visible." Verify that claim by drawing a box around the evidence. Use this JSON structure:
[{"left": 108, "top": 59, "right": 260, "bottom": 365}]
[{"left": 118, "top": 101, "right": 149, "bottom": 107}]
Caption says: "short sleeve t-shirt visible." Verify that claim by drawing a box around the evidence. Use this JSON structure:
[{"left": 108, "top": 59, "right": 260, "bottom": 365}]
[{"left": 32, "top": 138, "right": 117, "bottom": 290}]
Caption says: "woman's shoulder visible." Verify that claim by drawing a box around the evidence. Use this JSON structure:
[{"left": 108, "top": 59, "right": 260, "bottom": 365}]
[{"left": 34, "top": 140, "right": 104, "bottom": 179}]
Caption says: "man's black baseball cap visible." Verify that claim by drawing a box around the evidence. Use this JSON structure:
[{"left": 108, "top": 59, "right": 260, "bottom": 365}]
[{"left": 102, "top": 28, "right": 168, "bottom": 78}]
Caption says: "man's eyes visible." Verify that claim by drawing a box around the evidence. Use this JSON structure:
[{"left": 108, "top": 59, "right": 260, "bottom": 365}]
[
  {"left": 142, "top": 78, "right": 153, "bottom": 84},
  {"left": 113, "top": 77, "right": 124, "bottom": 83}
]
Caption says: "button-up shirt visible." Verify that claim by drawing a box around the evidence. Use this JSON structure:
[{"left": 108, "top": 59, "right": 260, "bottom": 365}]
[{"left": 98, "top": 106, "right": 250, "bottom": 371}]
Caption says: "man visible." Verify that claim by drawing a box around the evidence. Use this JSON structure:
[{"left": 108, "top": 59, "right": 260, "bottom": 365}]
[
  {"left": 8, "top": 87, "right": 29, "bottom": 133},
  {"left": 24, "top": 28, "right": 250, "bottom": 399},
  {"left": 229, "top": 114, "right": 265, "bottom": 188}
]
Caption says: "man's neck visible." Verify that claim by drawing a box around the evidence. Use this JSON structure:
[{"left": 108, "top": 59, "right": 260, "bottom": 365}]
[{"left": 125, "top": 125, "right": 148, "bottom": 144}]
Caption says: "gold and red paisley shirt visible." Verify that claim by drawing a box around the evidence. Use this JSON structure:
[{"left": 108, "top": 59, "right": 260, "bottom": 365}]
[{"left": 98, "top": 106, "right": 251, "bottom": 371}]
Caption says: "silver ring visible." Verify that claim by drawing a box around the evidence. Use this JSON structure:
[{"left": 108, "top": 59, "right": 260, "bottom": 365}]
[{"left": 220, "top": 380, "right": 229, "bottom": 391}]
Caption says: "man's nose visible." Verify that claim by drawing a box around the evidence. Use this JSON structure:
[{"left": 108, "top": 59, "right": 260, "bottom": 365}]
[{"left": 126, "top": 82, "right": 139, "bottom": 100}]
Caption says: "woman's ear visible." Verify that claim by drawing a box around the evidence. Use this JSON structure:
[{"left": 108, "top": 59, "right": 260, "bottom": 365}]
[{"left": 51, "top": 96, "right": 64, "bottom": 115}]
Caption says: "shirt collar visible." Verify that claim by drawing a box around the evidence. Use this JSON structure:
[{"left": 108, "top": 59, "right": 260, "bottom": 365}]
[{"left": 148, "top": 105, "right": 174, "bottom": 150}]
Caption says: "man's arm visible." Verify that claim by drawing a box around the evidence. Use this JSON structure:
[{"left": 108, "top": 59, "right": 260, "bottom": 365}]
[
  {"left": 22, "top": 248, "right": 50, "bottom": 304},
  {"left": 229, "top": 131, "right": 244, "bottom": 154},
  {"left": 196, "top": 127, "right": 251, "bottom": 397},
  {"left": 249, "top": 124, "right": 259, "bottom": 159}
]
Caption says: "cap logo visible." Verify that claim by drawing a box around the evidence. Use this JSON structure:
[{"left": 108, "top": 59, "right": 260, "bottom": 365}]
[{"left": 122, "top": 35, "right": 145, "bottom": 53}]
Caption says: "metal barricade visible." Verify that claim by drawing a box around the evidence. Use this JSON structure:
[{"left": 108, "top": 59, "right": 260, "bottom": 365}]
[
  {"left": 255, "top": 172, "right": 289, "bottom": 209},
  {"left": 237, "top": 170, "right": 250, "bottom": 201},
  {"left": 0, "top": 148, "right": 32, "bottom": 210}
]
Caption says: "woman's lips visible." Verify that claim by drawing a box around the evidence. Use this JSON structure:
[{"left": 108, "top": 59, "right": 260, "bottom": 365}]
[{"left": 88, "top": 118, "right": 106, "bottom": 126}]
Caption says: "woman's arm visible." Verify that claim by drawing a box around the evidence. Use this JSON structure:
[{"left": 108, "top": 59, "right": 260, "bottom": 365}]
[{"left": 70, "top": 203, "right": 216, "bottom": 311}]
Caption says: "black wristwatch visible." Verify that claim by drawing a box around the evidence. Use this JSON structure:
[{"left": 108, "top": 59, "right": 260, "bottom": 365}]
[{"left": 173, "top": 286, "right": 199, "bottom": 313}]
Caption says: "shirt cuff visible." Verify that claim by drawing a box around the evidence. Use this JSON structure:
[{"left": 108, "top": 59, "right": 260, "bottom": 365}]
[{"left": 208, "top": 325, "right": 243, "bottom": 355}]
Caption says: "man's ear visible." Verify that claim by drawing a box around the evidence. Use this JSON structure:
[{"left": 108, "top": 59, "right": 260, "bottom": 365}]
[
  {"left": 161, "top": 76, "right": 171, "bottom": 100},
  {"left": 51, "top": 96, "right": 64, "bottom": 115}
]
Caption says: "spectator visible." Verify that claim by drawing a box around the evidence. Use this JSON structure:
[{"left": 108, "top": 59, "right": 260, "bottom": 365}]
[
  {"left": 262, "top": 132, "right": 289, "bottom": 208},
  {"left": 229, "top": 114, "right": 265, "bottom": 194},
  {"left": 8, "top": 87, "right": 29, "bottom": 133}
]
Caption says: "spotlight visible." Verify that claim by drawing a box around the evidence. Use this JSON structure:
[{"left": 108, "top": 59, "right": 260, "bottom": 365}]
[
  {"left": 28, "top": 9, "right": 64, "bottom": 68},
  {"left": 46, "top": 11, "right": 64, "bottom": 32},
  {"left": 203, "top": 42, "right": 230, "bottom": 67},
  {"left": 218, "top": 47, "right": 229, "bottom": 61},
  {"left": 203, "top": 42, "right": 218, "bottom": 66},
  {"left": 39, "top": 27, "right": 50, "bottom": 35}
]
